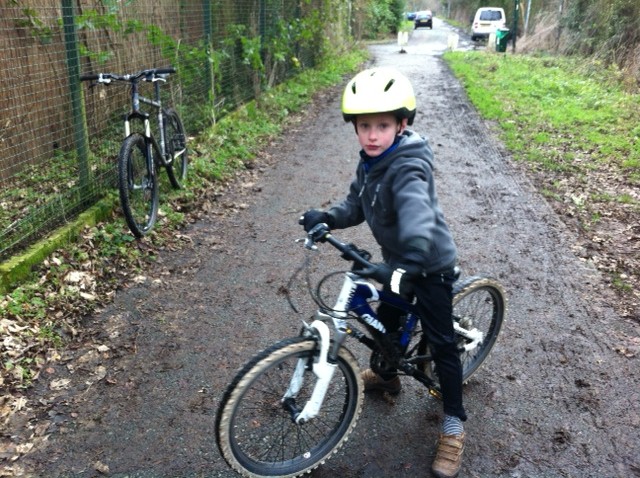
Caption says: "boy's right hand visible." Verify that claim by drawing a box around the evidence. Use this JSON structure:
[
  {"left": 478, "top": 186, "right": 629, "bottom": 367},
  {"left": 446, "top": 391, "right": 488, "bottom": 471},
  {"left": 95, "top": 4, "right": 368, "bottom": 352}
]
[
  {"left": 299, "top": 209, "right": 332, "bottom": 232},
  {"left": 358, "top": 262, "right": 419, "bottom": 300}
]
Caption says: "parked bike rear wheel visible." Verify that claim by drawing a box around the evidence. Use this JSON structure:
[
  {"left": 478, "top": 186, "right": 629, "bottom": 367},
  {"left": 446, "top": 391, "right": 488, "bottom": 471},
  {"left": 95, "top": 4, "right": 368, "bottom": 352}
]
[
  {"left": 118, "top": 133, "right": 158, "bottom": 238},
  {"left": 163, "top": 109, "right": 188, "bottom": 189},
  {"left": 216, "top": 336, "right": 364, "bottom": 478},
  {"left": 419, "top": 276, "right": 506, "bottom": 388}
]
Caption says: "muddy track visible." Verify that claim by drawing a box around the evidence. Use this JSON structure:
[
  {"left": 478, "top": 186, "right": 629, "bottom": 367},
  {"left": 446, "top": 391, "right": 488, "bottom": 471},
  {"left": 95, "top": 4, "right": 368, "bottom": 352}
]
[{"left": 4, "top": 22, "right": 639, "bottom": 478}]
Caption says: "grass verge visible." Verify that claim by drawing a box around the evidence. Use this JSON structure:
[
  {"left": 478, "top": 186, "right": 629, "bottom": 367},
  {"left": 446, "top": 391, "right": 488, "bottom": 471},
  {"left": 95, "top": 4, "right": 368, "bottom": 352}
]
[{"left": 443, "top": 50, "right": 639, "bottom": 317}]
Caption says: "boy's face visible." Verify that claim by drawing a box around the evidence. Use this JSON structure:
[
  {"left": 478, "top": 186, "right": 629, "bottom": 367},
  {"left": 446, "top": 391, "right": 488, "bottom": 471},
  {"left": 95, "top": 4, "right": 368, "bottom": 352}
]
[{"left": 355, "top": 113, "right": 407, "bottom": 157}]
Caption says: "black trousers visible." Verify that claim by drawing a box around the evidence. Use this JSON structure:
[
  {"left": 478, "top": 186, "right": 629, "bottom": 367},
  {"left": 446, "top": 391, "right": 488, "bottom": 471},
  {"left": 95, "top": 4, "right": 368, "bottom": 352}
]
[{"left": 377, "top": 268, "right": 467, "bottom": 421}]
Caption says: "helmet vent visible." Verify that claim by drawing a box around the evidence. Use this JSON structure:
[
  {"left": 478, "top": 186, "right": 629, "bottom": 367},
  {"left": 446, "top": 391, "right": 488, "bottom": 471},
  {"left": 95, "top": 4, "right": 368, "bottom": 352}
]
[{"left": 384, "top": 79, "right": 395, "bottom": 92}]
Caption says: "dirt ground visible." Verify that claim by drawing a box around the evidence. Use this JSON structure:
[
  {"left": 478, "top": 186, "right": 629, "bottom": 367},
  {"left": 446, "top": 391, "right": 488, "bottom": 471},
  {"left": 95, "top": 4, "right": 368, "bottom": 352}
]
[{"left": 3, "top": 19, "right": 640, "bottom": 478}]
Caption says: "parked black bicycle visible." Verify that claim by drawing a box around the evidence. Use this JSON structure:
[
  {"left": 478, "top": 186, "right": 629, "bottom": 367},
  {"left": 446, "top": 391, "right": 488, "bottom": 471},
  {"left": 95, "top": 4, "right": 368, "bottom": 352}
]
[
  {"left": 81, "top": 67, "right": 188, "bottom": 237},
  {"left": 216, "top": 223, "right": 506, "bottom": 477}
]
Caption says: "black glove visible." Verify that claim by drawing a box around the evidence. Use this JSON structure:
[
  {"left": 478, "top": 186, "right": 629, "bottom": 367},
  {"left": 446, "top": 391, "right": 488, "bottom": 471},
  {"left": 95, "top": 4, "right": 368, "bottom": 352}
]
[
  {"left": 299, "top": 209, "right": 333, "bottom": 232},
  {"left": 358, "top": 261, "right": 422, "bottom": 300}
]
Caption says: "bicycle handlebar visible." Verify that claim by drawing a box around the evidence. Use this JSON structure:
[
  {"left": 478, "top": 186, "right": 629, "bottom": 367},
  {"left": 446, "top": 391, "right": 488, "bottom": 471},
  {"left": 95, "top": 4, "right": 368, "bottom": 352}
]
[
  {"left": 80, "top": 67, "right": 176, "bottom": 83},
  {"left": 304, "top": 223, "right": 374, "bottom": 270}
]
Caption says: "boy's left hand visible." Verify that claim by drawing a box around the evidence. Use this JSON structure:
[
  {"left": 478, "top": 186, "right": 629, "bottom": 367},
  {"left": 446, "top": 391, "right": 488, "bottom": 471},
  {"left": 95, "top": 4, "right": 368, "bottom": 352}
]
[{"left": 300, "top": 209, "right": 332, "bottom": 232}]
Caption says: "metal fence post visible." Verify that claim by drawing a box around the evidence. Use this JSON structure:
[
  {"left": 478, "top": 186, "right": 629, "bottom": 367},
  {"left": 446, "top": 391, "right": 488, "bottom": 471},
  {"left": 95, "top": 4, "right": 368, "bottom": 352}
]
[
  {"left": 512, "top": 0, "right": 519, "bottom": 52},
  {"left": 259, "top": 0, "right": 266, "bottom": 39},
  {"left": 203, "top": 0, "right": 214, "bottom": 101},
  {"left": 61, "top": 0, "right": 90, "bottom": 197}
]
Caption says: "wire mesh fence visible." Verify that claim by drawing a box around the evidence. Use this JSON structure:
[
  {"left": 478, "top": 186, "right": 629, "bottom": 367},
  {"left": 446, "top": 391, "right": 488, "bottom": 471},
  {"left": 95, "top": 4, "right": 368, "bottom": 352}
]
[{"left": 0, "top": 0, "right": 353, "bottom": 261}]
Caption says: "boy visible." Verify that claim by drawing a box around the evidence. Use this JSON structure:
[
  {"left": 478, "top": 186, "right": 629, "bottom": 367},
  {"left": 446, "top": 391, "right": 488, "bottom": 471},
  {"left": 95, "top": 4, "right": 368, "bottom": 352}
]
[{"left": 300, "top": 67, "right": 466, "bottom": 478}]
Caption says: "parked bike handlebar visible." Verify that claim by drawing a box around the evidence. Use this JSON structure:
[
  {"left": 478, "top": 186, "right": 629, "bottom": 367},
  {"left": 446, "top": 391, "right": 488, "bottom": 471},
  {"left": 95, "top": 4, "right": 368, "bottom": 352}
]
[{"left": 80, "top": 67, "right": 176, "bottom": 83}]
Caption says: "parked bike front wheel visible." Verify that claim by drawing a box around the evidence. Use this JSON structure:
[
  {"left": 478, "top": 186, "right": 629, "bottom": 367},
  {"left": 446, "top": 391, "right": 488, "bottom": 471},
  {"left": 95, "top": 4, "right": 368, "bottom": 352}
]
[
  {"left": 216, "top": 336, "right": 364, "bottom": 478},
  {"left": 118, "top": 133, "right": 158, "bottom": 238},
  {"left": 163, "top": 109, "right": 188, "bottom": 189}
]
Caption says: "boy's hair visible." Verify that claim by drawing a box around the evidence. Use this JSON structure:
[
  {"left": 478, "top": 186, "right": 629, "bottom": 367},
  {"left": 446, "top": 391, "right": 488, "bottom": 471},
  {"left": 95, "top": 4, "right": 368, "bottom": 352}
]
[{"left": 342, "top": 67, "right": 417, "bottom": 125}]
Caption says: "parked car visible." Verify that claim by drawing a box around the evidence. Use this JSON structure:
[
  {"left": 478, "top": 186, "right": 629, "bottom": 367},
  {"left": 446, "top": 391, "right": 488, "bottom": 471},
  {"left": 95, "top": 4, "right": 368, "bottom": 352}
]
[
  {"left": 406, "top": 12, "right": 417, "bottom": 21},
  {"left": 414, "top": 10, "right": 433, "bottom": 29},
  {"left": 471, "top": 7, "right": 506, "bottom": 41}
]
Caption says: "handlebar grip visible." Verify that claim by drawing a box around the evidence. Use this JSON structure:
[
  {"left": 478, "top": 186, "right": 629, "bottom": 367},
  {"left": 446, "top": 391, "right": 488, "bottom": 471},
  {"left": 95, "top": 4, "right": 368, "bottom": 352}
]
[
  {"left": 324, "top": 234, "right": 373, "bottom": 269},
  {"left": 155, "top": 67, "right": 175, "bottom": 75},
  {"left": 80, "top": 74, "right": 100, "bottom": 81}
]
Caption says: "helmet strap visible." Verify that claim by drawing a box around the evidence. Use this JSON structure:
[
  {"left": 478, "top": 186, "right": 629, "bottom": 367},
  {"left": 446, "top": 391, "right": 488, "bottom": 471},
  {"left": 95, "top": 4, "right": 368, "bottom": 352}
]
[{"left": 397, "top": 118, "right": 408, "bottom": 134}]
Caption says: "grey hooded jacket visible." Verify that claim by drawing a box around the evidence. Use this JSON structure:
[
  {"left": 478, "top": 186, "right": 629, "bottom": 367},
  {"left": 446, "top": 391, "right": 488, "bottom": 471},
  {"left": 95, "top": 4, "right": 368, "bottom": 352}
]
[{"left": 327, "top": 129, "right": 457, "bottom": 274}]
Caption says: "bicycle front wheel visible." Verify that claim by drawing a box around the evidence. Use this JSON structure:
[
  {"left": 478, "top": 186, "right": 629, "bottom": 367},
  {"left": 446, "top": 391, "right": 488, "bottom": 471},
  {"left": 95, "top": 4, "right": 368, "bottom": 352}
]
[
  {"left": 118, "top": 133, "right": 158, "bottom": 238},
  {"left": 163, "top": 109, "right": 188, "bottom": 189},
  {"left": 453, "top": 276, "right": 506, "bottom": 382},
  {"left": 216, "top": 336, "right": 364, "bottom": 478}
]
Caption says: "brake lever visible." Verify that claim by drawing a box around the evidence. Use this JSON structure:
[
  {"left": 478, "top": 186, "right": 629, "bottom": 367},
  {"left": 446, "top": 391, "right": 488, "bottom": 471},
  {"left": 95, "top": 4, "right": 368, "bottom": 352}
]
[
  {"left": 305, "top": 237, "right": 318, "bottom": 250},
  {"left": 295, "top": 237, "right": 317, "bottom": 251},
  {"left": 97, "top": 73, "right": 112, "bottom": 84},
  {"left": 295, "top": 222, "right": 330, "bottom": 251}
]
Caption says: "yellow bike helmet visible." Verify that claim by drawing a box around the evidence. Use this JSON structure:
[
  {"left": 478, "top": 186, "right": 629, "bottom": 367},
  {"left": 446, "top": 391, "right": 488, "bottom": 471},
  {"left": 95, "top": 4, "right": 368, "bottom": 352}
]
[{"left": 342, "top": 67, "right": 417, "bottom": 125}]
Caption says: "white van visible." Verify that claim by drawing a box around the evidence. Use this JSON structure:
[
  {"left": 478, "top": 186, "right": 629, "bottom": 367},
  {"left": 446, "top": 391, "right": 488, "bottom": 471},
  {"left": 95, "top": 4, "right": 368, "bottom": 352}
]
[{"left": 471, "top": 7, "right": 506, "bottom": 41}]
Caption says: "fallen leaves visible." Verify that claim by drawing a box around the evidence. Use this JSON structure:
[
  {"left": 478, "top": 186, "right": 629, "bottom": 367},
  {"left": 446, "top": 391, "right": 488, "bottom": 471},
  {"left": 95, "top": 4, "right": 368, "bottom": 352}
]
[
  {"left": 0, "top": 395, "right": 27, "bottom": 420},
  {"left": 540, "top": 164, "right": 640, "bottom": 320},
  {"left": 94, "top": 461, "right": 110, "bottom": 474},
  {"left": 49, "top": 378, "right": 71, "bottom": 391},
  {"left": 0, "top": 223, "right": 175, "bottom": 393},
  {"left": 614, "top": 335, "right": 640, "bottom": 358}
]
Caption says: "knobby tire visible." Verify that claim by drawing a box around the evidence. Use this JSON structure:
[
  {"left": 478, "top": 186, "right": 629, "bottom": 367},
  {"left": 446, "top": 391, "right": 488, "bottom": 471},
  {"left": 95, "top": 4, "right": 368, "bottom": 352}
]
[
  {"left": 216, "top": 336, "right": 364, "bottom": 478},
  {"left": 453, "top": 276, "right": 506, "bottom": 382},
  {"left": 417, "top": 275, "right": 505, "bottom": 390},
  {"left": 118, "top": 133, "right": 158, "bottom": 238},
  {"left": 163, "top": 109, "right": 188, "bottom": 189}
]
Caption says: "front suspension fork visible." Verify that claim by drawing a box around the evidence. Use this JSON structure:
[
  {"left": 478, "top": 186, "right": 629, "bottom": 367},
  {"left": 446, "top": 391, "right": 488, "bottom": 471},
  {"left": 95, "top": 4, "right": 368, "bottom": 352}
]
[{"left": 282, "top": 319, "right": 342, "bottom": 424}]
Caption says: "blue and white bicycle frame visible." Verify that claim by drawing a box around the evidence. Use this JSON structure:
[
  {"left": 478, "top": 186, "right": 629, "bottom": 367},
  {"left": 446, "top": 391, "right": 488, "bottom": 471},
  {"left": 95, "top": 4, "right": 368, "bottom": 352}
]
[{"left": 283, "top": 226, "right": 484, "bottom": 424}]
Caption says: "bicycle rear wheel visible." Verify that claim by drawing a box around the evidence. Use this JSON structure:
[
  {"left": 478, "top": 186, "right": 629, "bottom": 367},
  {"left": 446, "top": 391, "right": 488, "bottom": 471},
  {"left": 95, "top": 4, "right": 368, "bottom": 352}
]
[
  {"left": 118, "top": 133, "right": 158, "bottom": 238},
  {"left": 216, "top": 336, "right": 364, "bottom": 478},
  {"left": 453, "top": 276, "right": 505, "bottom": 381},
  {"left": 163, "top": 109, "right": 188, "bottom": 189},
  {"left": 418, "top": 276, "right": 505, "bottom": 389}
]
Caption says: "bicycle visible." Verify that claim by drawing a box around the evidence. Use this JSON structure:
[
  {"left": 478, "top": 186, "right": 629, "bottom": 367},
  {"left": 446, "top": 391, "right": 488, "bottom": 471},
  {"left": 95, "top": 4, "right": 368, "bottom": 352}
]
[
  {"left": 215, "top": 222, "right": 507, "bottom": 478},
  {"left": 80, "top": 67, "right": 188, "bottom": 238}
]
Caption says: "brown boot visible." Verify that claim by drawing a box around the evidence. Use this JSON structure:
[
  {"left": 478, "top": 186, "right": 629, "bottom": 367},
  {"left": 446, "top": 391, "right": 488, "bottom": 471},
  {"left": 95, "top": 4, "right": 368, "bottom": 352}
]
[
  {"left": 361, "top": 368, "right": 401, "bottom": 394},
  {"left": 431, "top": 432, "right": 465, "bottom": 478}
]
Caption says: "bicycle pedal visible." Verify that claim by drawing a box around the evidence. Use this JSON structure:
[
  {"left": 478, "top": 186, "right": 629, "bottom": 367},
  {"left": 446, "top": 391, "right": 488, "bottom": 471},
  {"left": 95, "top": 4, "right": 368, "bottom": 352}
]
[{"left": 428, "top": 388, "right": 443, "bottom": 400}]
